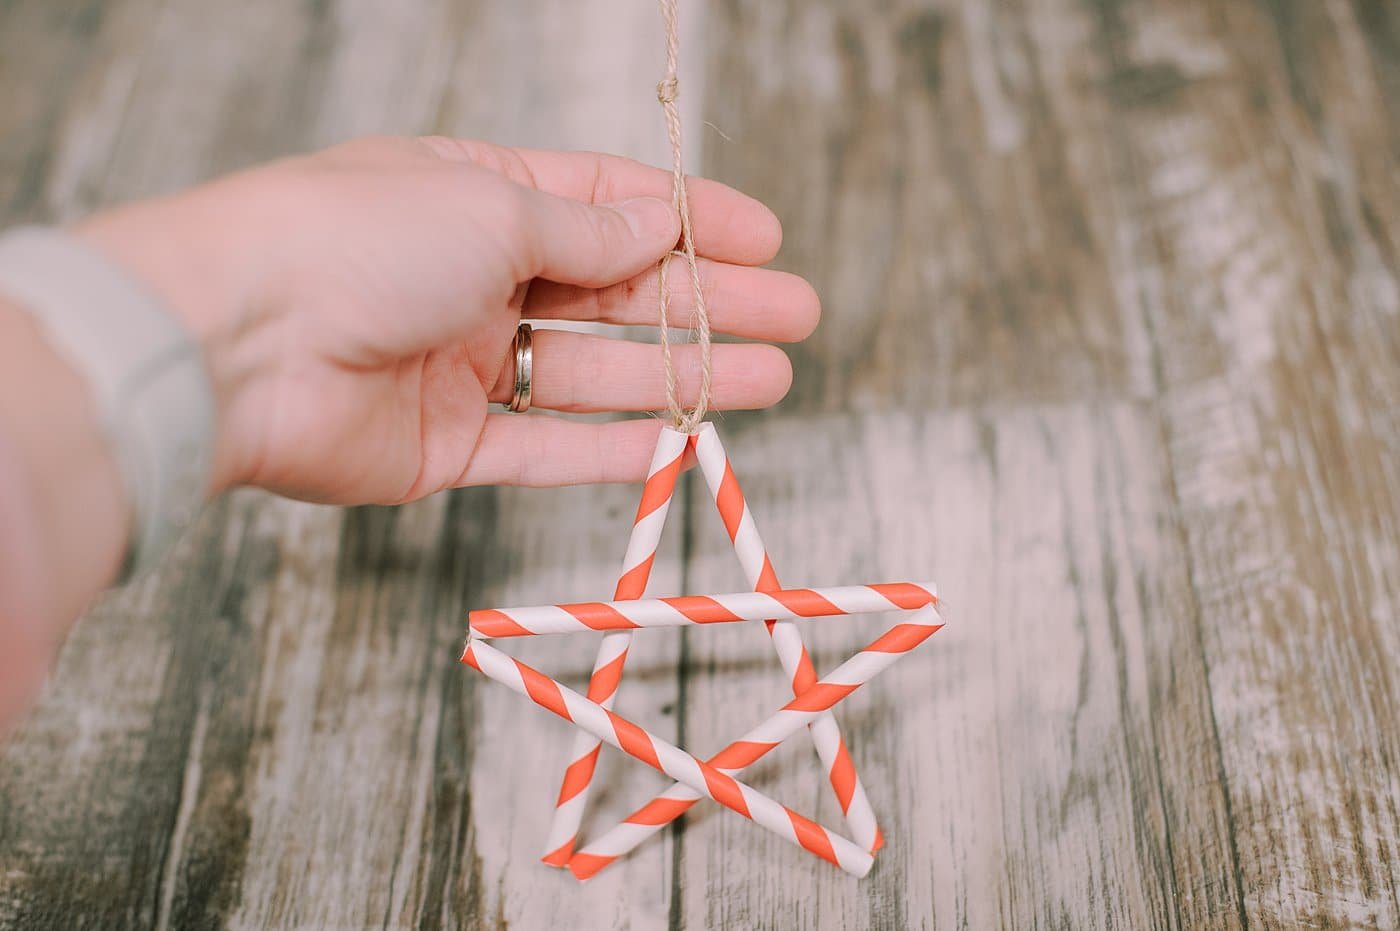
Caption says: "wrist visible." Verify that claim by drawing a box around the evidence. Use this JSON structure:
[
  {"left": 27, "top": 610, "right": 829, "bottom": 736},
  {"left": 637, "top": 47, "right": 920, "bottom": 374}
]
[
  {"left": 0, "top": 420, "right": 55, "bottom": 735},
  {"left": 0, "top": 227, "right": 222, "bottom": 579},
  {"left": 72, "top": 181, "right": 280, "bottom": 493},
  {"left": 0, "top": 299, "right": 128, "bottom": 614}
]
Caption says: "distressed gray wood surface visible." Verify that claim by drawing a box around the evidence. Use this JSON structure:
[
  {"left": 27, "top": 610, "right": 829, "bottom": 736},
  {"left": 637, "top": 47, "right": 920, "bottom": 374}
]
[{"left": 1, "top": 1, "right": 1397, "bottom": 928}]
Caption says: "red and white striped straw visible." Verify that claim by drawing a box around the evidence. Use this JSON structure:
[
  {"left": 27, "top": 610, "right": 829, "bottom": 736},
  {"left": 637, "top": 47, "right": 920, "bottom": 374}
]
[
  {"left": 469, "top": 582, "right": 936, "bottom": 638},
  {"left": 687, "top": 424, "right": 884, "bottom": 853},
  {"left": 540, "top": 426, "right": 690, "bottom": 867},
  {"left": 567, "top": 602, "right": 944, "bottom": 880},
  {"left": 461, "top": 633, "right": 899, "bottom": 878}
]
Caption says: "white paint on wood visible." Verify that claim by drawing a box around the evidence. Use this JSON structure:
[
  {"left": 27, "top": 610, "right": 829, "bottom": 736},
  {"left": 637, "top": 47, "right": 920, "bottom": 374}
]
[{"left": 2, "top": 1, "right": 1398, "bottom": 929}]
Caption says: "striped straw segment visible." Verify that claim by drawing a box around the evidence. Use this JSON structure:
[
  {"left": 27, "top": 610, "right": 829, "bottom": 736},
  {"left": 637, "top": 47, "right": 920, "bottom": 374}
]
[
  {"left": 469, "top": 582, "right": 937, "bottom": 638},
  {"left": 539, "top": 426, "right": 691, "bottom": 867},
  {"left": 688, "top": 424, "right": 884, "bottom": 853},
  {"left": 461, "top": 636, "right": 892, "bottom": 878},
  {"left": 567, "top": 602, "right": 944, "bottom": 880}
]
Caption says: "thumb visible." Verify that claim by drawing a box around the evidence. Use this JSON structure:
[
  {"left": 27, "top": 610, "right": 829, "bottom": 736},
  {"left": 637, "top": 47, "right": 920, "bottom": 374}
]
[{"left": 516, "top": 188, "right": 680, "bottom": 287}]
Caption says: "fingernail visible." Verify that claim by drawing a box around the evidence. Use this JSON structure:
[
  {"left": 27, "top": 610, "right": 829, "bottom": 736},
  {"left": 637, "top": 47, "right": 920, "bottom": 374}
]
[{"left": 615, "top": 196, "right": 675, "bottom": 238}]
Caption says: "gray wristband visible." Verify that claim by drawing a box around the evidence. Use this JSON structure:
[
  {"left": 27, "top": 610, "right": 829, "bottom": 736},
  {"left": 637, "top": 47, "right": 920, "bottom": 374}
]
[{"left": 0, "top": 226, "right": 215, "bottom": 582}]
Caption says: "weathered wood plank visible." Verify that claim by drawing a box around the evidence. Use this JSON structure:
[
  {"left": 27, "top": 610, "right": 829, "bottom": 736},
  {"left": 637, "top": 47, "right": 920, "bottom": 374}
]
[
  {"left": 671, "top": 407, "right": 1242, "bottom": 930},
  {"left": 0, "top": 1, "right": 471, "bottom": 928},
  {"left": 1, "top": 0, "right": 1397, "bottom": 927},
  {"left": 1082, "top": 1, "right": 1400, "bottom": 926},
  {"left": 445, "top": 485, "right": 687, "bottom": 930},
  {"left": 0, "top": 0, "right": 171, "bottom": 222},
  {"left": 0, "top": 2, "right": 333, "bottom": 927},
  {"left": 2, "top": 0, "right": 701, "bottom": 928},
  {"left": 696, "top": 0, "right": 1246, "bottom": 926},
  {"left": 429, "top": 3, "right": 702, "bottom": 927},
  {"left": 702, "top": 0, "right": 1142, "bottom": 413}
]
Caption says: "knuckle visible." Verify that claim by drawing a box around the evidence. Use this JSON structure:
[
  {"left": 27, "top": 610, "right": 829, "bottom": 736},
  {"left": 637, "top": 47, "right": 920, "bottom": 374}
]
[
  {"left": 415, "top": 134, "right": 461, "bottom": 159},
  {"left": 487, "top": 183, "right": 534, "bottom": 266},
  {"left": 585, "top": 201, "right": 631, "bottom": 254}
]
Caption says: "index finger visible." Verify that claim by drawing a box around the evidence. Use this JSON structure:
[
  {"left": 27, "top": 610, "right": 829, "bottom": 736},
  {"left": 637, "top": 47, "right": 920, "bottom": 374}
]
[{"left": 419, "top": 138, "right": 783, "bottom": 266}]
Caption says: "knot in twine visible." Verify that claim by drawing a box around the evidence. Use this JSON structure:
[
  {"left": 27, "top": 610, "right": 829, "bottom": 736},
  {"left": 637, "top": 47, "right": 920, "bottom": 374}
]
[{"left": 655, "top": 0, "right": 711, "bottom": 434}]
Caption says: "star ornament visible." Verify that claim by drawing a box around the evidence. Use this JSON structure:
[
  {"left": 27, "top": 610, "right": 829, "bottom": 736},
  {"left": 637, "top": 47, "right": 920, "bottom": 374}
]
[{"left": 460, "top": 423, "right": 944, "bottom": 879}]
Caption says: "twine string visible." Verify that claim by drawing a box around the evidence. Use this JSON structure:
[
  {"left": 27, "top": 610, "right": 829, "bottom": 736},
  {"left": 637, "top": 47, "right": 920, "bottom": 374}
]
[{"left": 656, "top": 0, "right": 711, "bottom": 433}]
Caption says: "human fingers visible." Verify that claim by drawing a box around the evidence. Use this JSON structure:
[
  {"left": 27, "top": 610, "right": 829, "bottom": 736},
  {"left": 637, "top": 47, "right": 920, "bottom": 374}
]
[
  {"left": 514, "top": 187, "right": 679, "bottom": 288},
  {"left": 420, "top": 138, "right": 782, "bottom": 266},
  {"left": 455, "top": 416, "right": 675, "bottom": 487},
  {"left": 524, "top": 259, "right": 820, "bottom": 343},
  {"left": 485, "top": 330, "right": 792, "bottom": 413}
]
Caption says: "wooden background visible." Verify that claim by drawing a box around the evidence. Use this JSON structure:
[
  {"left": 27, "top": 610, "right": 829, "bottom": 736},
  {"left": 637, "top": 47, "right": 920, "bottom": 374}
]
[{"left": 2, "top": 0, "right": 1398, "bottom": 928}]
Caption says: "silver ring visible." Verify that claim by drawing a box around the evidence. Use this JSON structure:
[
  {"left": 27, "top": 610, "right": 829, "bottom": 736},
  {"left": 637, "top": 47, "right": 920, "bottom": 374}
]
[{"left": 506, "top": 323, "right": 533, "bottom": 413}]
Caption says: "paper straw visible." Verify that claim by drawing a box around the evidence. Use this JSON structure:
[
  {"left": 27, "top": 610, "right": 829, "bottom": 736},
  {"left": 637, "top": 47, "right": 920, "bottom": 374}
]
[
  {"left": 461, "top": 637, "right": 885, "bottom": 878},
  {"left": 540, "top": 426, "right": 690, "bottom": 866},
  {"left": 688, "top": 424, "right": 884, "bottom": 852},
  {"left": 568, "top": 602, "right": 944, "bottom": 880},
  {"left": 469, "top": 582, "right": 936, "bottom": 638}
]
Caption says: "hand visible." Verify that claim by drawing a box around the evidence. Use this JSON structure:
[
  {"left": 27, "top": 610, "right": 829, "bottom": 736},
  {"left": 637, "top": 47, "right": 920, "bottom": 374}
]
[{"left": 74, "top": 136, "right": 818, "bottom": 505}]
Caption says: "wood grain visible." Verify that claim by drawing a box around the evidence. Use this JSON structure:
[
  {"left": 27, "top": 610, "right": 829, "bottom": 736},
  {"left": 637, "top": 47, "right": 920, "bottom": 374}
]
[
  {"left": 1087, "top": 2, "right": 1400, "bottom": 925},
  {"left": 0, "top": 0, "right": 1396, "bottom": 928},
  {"left": 672, "top": 409, "right": 1242, "bottom": 929}
]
